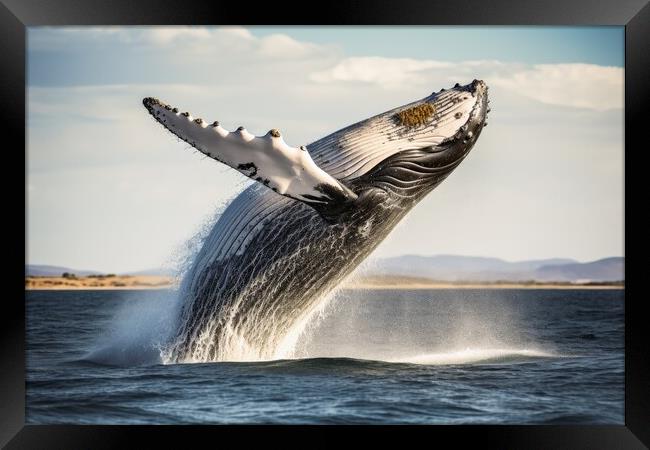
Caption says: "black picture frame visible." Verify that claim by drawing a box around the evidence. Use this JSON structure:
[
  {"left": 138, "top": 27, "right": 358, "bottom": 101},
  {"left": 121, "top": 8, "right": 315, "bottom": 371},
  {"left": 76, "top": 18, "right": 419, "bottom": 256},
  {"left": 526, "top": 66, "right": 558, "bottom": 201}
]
[{"left": 3, "top": 0, "right": 647, "bottom": 447}]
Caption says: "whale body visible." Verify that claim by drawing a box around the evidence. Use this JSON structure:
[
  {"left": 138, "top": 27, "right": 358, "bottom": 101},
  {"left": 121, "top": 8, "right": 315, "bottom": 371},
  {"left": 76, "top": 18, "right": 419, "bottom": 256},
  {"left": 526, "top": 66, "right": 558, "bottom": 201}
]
[{"left": 143, "top": 80, "right": 489, "bottom": 362}]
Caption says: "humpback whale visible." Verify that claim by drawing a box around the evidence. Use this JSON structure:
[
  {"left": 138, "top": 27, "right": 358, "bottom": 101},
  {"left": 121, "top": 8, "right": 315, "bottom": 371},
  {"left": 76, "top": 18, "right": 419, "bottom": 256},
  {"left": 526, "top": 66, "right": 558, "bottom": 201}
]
[{"left": 143, "top": 79, "right": 489, "bottom": 363}]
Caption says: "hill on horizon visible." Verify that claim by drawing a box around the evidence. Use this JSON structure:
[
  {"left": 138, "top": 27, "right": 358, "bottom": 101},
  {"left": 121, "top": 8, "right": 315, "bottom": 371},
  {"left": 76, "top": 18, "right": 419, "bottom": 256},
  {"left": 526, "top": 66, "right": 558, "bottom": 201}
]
[
  {"left": 25, "top": 265, "right": 103, "bottom": 277},
  {"left": 25, "top": 265, "right": 175, "bottom": 277},
  {"left": 366, "top": 254, "right": 624, "bottom": 282},
  {"left": 27, "top": 255, "right": 624, "bottom": 283}
]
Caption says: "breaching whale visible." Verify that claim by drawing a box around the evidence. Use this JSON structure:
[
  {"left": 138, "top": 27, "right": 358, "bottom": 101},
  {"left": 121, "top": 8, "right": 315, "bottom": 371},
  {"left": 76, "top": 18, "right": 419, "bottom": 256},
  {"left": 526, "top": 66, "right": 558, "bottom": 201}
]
[{"left": 143, "top": 79, "right": 489, "bottom": 362}]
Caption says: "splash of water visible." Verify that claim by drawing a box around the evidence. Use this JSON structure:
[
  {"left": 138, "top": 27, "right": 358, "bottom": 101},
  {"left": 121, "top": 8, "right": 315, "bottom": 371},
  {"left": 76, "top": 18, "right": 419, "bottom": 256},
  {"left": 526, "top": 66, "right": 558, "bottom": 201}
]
[
  {"left": 85, "top": 199, "right": 233, "bottom": 366},
  {"left": 85, "top": 289, "right": 182, "bottom": 366},
  {"left": 273, "top": 287, "right": 346, "bottom": 360},
  {"left": 161, "top": 229, "right": 357, "bottom": 364}
]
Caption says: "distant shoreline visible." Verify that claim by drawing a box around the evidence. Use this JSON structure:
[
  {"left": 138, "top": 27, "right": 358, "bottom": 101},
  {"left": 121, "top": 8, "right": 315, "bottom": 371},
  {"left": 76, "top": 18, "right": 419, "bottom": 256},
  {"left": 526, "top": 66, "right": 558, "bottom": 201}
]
[
  {"left": 346, "top": 283, "right": 624, "bottom": 290},
  {"left": 25, "top": 275, "right": 175, "bottom": 291},
  {"left": 346, "top": 275, "right": 624, "bottom": 290},
  {"left": 25, "top": 275, "right": 624, "bottom": 291}
]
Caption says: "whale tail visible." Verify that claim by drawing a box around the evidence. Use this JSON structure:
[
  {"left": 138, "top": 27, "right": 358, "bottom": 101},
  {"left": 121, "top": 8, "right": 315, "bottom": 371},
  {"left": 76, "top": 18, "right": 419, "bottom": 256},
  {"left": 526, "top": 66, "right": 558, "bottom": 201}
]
[{"left": 143, "top": 97, "right": 357, "bottom": 221}]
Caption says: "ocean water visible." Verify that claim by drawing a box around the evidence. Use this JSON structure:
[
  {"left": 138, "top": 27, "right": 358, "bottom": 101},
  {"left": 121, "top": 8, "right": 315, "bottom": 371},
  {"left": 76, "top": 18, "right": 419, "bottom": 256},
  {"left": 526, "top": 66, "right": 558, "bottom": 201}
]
[{"left": 26, "top": 288, "right": 624, "bottom": 424}]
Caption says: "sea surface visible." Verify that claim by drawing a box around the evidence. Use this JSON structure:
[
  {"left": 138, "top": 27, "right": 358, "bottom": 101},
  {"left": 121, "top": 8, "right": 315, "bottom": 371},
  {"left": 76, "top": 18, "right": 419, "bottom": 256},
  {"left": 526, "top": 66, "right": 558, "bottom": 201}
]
[{"left": 26, "top": 288, "right": 624, "bottom": 424}]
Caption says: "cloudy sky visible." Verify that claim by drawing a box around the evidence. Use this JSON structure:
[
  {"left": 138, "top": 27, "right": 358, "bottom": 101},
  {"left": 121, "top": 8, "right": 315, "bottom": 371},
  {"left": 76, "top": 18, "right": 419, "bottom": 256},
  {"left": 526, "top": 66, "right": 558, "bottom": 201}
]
[{"left": 27, "top": 27, "right": 624, "bottom": 273}]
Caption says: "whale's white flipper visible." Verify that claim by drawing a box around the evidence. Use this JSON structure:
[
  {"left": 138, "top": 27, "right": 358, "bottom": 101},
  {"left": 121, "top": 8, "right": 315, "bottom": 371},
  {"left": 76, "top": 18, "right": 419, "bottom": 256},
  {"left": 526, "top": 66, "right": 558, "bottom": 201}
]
[{"left": 143, "top": 98, "right": 357, "bottom": 220}]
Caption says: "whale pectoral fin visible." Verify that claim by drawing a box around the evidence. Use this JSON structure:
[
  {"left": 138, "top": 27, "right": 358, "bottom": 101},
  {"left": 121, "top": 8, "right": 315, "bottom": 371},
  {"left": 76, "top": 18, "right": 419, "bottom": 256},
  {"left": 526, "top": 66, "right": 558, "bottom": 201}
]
[{"left": 143, "top": 98, "right": 358, "bottom": 221}]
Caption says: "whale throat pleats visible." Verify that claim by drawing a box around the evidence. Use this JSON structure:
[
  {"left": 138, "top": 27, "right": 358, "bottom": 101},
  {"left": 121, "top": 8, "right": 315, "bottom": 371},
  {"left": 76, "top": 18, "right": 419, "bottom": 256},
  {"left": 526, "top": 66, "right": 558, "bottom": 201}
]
[{"left": 306, "top": 88, "right": 477, "bottom": 180}]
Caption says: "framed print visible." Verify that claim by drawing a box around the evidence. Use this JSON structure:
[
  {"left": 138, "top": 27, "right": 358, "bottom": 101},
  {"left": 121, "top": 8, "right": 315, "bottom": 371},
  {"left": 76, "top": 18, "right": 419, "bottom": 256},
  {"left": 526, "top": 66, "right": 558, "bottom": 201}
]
[{"left": 3, "top": 0, "right": 648, "bottom": 447}]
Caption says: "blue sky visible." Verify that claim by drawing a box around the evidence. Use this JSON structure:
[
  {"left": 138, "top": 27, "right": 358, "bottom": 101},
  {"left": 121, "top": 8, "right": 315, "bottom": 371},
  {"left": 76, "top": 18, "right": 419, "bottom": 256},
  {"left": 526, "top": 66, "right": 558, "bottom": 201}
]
[
  {"left": 254, "top": 27, "right": 623, "bottom": 64},
  {"left": 27, "top": 27, "right": 624, "bottom": 272},
  {"left": 28, "top": 27, "right": 624, "bottom": 87}
]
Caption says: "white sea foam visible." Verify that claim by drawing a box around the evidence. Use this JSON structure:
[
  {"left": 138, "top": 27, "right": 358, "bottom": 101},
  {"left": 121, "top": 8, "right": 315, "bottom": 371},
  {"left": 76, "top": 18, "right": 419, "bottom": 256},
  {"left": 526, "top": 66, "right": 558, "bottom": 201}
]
[{"left": 392, "top": 348, "right": 558, "bottom": 366}]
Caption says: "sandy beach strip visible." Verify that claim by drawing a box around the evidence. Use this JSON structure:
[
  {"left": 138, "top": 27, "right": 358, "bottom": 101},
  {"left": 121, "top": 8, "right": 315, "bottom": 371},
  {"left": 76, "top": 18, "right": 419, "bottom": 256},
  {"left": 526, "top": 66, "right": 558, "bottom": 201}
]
[
  {"left": 25, "top": 275, "right": 176, "bottom": 290},
  {"left": 25, "top": 275, "right": 623, "bottom": 291}
]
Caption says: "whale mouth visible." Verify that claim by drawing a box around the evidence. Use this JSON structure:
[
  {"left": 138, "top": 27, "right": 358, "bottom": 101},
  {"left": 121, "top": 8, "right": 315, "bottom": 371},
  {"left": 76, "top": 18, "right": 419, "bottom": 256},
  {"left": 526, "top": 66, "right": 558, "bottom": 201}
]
[{"left": 442, "top": 79, "right": 489, "bottom": 147}]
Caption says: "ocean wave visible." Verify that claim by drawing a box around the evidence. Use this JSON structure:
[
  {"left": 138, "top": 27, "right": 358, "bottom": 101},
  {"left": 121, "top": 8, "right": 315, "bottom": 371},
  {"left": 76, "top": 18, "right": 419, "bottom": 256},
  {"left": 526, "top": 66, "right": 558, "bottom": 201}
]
[
  {"left": 389, "top": 348, "right": 559, "bottom": 366},
  {"left": 154, "top": 348, "right": 560, "bottom": 370}
]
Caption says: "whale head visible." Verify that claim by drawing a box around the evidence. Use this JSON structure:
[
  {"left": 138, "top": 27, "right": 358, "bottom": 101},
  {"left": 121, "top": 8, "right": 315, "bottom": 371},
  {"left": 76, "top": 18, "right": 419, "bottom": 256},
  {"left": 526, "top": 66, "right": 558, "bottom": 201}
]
[
  {"left": 410, "top": 79, "right": 489, "bottom": 170},
  {"left": 330, "top": 79, "right": 489, "bottom": 209}
]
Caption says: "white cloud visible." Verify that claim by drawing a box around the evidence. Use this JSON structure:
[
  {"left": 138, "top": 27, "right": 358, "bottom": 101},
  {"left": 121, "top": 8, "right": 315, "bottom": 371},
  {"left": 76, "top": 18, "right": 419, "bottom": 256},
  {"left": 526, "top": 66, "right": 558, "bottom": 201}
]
[
  {"left": 491, "top": 64, "right": 623, "bottom": 111},
  {"left": 31, "top": 28, "right": 623, "bottom": 111},
  {"left": 30, "top": 26, "right": 326, "bottom": 63},
  {"left": 311, "top": 57, "right": 452, "bottom": 88},
  {"left": 140, "top": 26, "right": 261, "bottom": 56},
  {"left": 28, "top": 84, "right": 203, "bottom": 123},
  {"left": 135, "top": 27, "right": 330, "bottom": 61},
  {"left": 257, "top": 33, "right": 324, "bottom": 59},
  {"left": 310, "top": 57, "right": 622, "bottom": 111},
  {"left": 144, "top": 27, "right": 214, "bottom": 45}
]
